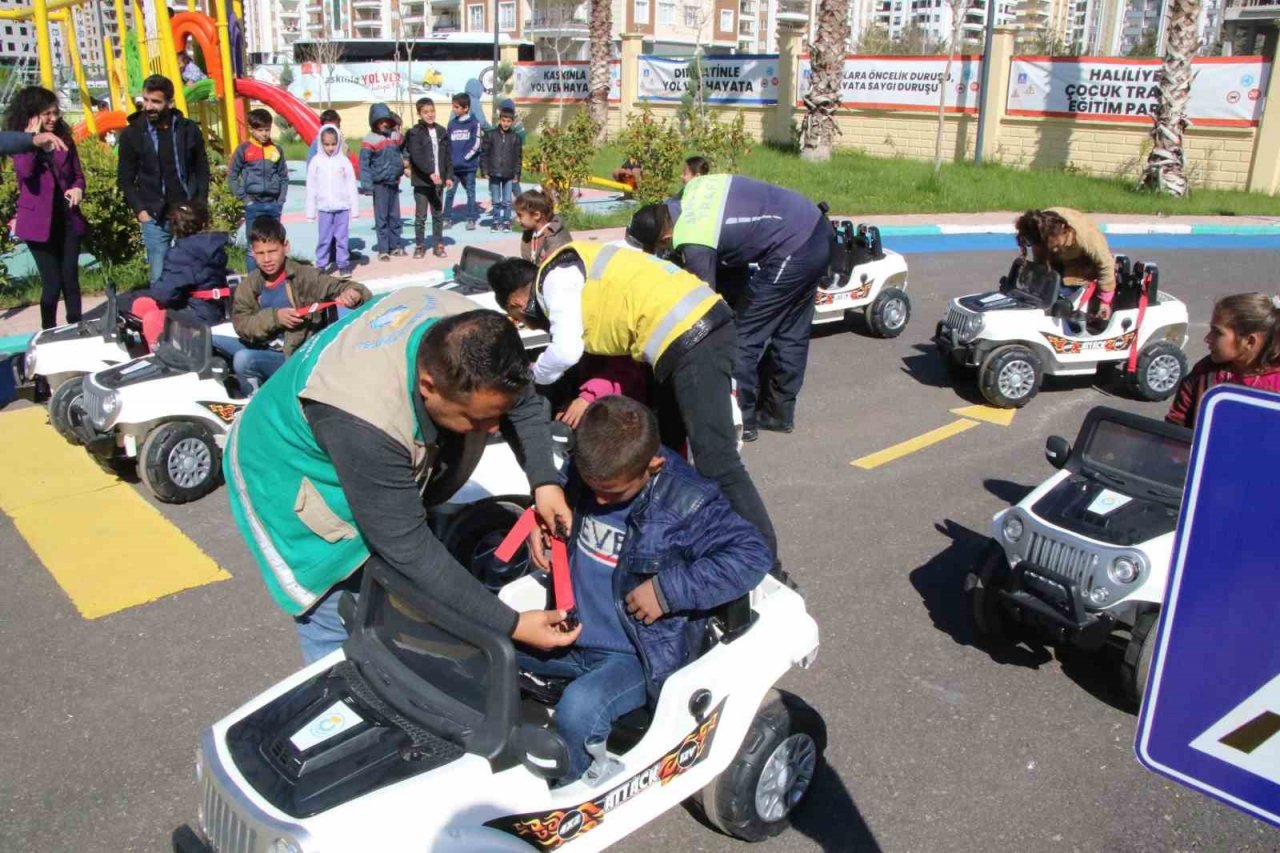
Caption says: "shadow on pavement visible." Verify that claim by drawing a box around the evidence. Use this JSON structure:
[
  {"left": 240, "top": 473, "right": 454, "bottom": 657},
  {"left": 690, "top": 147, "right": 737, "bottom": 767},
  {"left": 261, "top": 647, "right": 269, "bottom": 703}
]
[
  {"left": 791, "top": 762, "right": 881, "bottom": 852},
  {"left": 908, "top": 519, "right": 1052, "bottom": 669},
  {"left": 1056, "top": 644, "right": 1139, "bottom": 714},
  {"left": 899, "top": 344, "right": 987, "bottom": 404},
  {"left": 982, "top": 478, "right": 1034, "bottom": 505}
]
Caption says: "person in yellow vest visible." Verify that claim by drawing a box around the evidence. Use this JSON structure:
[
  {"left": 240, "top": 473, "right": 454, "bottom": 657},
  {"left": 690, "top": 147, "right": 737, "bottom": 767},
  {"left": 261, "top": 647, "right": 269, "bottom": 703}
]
[
  {"left": 487, "top": 243, "right": 779, "bottom": 560},
  {"left": 224, "top": 290, "right": 579, "bottom": 663},
  {"left": 1015, "top": 208, "right": 1118, "bottom": 322}
]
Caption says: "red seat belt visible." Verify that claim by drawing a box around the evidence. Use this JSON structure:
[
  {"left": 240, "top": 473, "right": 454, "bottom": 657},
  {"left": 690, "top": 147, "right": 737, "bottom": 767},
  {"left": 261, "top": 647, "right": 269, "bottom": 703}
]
[
  {"left": 496, "top": 507, "right": 576, "bottom": 613},
  {"left": 1126, "top": 271, "right": 1151, "bottom": 374},
  {"left": 296, "top": 300, "right": 338, "bottom": 317},
  {"left": 190, "top": 287, "right": 233, "bottom": 300}
]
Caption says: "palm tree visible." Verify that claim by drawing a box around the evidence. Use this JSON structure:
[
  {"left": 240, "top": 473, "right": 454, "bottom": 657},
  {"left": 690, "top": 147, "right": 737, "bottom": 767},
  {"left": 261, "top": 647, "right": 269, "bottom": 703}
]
[
  {"left": 800, "top": 0, "right": 850, "bottom": 162},
  {"left": 587, "top": 0, "right": 611, "bottom": 139},
  {"left": 1140, "top": 0, "right": 1201, "bottom": 196}
]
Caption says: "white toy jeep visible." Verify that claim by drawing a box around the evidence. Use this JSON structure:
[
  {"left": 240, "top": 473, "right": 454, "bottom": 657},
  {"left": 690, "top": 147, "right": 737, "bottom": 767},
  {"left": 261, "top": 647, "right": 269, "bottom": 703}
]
[
  {"left": 172, "top": 557, "right": 823, "bottom": 852},
  {"left": 965, "top": 405, "right": 1192, "bottom": 703},
  {"left": 935, "top": 258, "right": 1190, "bottom": 408},
  {"left": 813, "top": 222, "right": 911, "bottom": 338}
]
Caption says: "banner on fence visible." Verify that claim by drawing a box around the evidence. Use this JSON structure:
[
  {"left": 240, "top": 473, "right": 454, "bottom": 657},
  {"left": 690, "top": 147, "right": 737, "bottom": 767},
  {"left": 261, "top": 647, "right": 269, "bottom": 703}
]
[
  {"left": 513, "top": 61, "right": 620, "bottom": 102},
  {"left": 638, "top": 54, "right": 781, "bottom": 105},
  {"left": 1006, "top": 56, "right": 1270, "bottom": 127},
  {"left": 279, "top": 61, "right": 496, "bottom": 104},
  {"left": 796, "top": 54, "right": 983, "bottom": 113}
]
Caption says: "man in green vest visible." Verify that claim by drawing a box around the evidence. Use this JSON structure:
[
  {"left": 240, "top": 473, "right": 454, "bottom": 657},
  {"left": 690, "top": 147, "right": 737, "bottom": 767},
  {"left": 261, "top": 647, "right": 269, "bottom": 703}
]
[{"left": 224, "top": 287, "right": 579, "bottom": 663}]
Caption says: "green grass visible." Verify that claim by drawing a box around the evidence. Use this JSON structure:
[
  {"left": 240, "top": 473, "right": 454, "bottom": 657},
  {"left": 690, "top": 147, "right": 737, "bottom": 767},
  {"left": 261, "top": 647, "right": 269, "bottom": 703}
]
[{"left": 546, "top": 142, "right": 1280, "bottom": 229}]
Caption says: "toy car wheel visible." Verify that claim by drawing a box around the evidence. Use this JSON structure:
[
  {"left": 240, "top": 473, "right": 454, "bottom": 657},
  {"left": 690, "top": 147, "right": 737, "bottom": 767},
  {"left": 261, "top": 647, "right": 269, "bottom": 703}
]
[
  {"left": 1121, "top": 609, "right": 1159, "bottom": 705},
  {"left": 1129, "top": 340, "right": 1187, "bottom": 402},
  {"left": 979, "top": 345, "right": 1042, "bottom": 408},
  {"left": 139, "top": 422, "right": 224, "bottom": 504},
  {"left": 968, "top": 541, "right": 1011, "bottom": 639},
  {"left": 443, "top": 498, "right": 533, "bottom": 594},
  {"left": 696, "top": 689, "right": 826, "bottom": 842},
  {"left": 866, "top": 286, "right": 910, "bottom": 338},
  {"left": 47, "top": 374, "right": 85, "bottom": 445}
]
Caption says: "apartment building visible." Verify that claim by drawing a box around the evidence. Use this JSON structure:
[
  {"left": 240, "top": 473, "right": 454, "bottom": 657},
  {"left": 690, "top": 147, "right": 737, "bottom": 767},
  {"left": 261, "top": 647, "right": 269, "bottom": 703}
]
[
  {"left": 0, "top": 1, "right": 39, "bottom": 65},
  {"left": 868, "top": 0, "right": 1015, "bottom": 45}
]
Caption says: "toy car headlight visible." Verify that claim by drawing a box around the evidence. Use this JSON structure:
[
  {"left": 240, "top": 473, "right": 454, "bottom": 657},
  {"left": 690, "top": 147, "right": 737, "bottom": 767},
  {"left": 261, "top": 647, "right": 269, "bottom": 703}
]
[
  {"left": 1108, "top": 554, "right": 1143, "bottom": 585},
  {"left": 1000, "top": 513, "right": 1024, "bottom": 544},
  {"left": 270, "top": 838, "right": 304, "bottom": 853},
  {"left": 23, "top": 345, "right": 36, "bottom": 378},
  {"left": 1089, "top": 586, "right": 1110, "bottom": 605},
  {"left": 956, "top": 312, "right": 985, "bottom": 343},
  {"left": 90, "top": 390, "right": 121, "bottom": 431}
]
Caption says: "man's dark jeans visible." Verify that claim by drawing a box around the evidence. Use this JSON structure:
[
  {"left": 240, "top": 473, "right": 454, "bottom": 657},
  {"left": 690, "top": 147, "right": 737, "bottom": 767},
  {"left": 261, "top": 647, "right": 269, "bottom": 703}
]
[{"left": 654, "top": 322, "right": 778, "bottom": 557}]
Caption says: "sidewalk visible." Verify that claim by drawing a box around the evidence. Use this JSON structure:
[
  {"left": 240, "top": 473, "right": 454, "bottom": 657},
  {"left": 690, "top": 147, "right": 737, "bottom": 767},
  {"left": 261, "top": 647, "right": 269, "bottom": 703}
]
[{"left": 4, "top": 210, "right": 1279, "bottom": 341}]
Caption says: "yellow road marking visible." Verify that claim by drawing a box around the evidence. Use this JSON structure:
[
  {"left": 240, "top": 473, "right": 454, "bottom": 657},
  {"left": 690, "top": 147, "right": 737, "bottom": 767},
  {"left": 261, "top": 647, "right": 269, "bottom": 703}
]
[
  {"left": 950, "top": 404, "right": 1018, "bottom": 427},
  {"left": 851, "top": 418, "right": 981, "bottom": 470},
  {"left": 0, "top": 407, "right": 229, "bottom": 619}
]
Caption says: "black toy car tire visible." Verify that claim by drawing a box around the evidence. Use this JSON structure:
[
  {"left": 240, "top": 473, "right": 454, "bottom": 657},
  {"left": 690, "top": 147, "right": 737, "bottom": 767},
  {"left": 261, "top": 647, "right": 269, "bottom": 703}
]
[
  {"left": 1122, "top": 609, "right": 1159, "bottom": 706},
  {"left": 979, "top": 345, "right": 1042, "bottom": 408},
  {"left": 140, "top": 421, "right": 223, "bottom": 504},
  {"left": 443, "top": 498, "right": 534, "bottom": 594},
  {"left": 866, "top": 286, "right": 911, "bottom": 338},
  {"left": 969, "top": 541, "right": 1011, "bottom": 639},
  {"left": 1129, "top": 340, "right": 1187, "bottom": 402},
  {"left": 696, "top": 689, "right": 826, "bottom": 842},
  {"left": 48, "top": 374, "right": 85, "bottom": 445}
]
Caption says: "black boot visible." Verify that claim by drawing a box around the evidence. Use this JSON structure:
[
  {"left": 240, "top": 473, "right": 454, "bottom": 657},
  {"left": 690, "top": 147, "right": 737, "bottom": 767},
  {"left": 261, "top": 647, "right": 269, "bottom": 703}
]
[{"left": 758, "top": 412, "right": 794, "bottom": 434}]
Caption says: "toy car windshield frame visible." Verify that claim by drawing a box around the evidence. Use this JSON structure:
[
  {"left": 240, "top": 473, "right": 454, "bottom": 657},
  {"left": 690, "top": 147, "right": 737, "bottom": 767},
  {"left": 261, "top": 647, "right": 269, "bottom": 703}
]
[
  {"left": 1000, "top": 258, "right": 1062, "bottom": 309},
  {"left": 1069, "top": 406, "right": 1192, "bottom": 504},
  {"left": 451, "top": 246, "right": 505, "bottom": 295},
  {"left": 343, "top": 560, "right": 520, "bottom": 766},
  {"left": 154, "top": 313, "right": 213, "bottom": 375}
]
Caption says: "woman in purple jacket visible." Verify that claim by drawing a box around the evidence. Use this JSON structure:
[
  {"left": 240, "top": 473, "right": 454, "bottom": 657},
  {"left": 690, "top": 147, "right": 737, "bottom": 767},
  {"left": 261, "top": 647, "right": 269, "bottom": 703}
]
[{"left": 6, "top": 87, "right": 88, "bottom": 329}]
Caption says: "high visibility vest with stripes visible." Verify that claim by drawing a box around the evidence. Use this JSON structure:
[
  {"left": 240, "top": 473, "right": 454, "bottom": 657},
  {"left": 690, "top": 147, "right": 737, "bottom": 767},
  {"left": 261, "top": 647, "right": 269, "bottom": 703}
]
[
  {"left": 671, "top": 173, "right": 733, "bottom": 250},
  {"left": 536, "top": 241, "right": 722, "bottom": 366}
]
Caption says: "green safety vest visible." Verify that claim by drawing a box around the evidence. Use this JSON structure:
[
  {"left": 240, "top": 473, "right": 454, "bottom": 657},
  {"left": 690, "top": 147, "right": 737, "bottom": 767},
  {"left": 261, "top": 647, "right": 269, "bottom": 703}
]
[
  {"left": 224, "top": 286, "right": 483, "bottom": 615},
  {"left": 671, "top": 174, "right": 734, "bottom": 251}
]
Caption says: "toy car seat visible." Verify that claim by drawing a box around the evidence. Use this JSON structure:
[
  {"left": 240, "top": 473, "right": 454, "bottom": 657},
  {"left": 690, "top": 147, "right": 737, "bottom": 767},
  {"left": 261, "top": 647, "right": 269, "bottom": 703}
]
[{"left": 451, "top": 246, "right": 505, "bottom": 296}]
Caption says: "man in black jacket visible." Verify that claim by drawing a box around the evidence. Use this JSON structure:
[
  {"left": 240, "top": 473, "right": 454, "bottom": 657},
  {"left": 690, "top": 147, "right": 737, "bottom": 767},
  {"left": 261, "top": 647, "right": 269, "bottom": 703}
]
[{"left": 116, "top": 74, "right": 210, "bottom": 285}]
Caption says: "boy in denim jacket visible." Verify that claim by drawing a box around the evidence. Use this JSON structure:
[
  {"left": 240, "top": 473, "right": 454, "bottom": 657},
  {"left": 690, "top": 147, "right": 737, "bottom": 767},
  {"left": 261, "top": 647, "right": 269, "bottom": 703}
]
[{"left": 520, "top": 395, "right": 770, "bottom": 784}]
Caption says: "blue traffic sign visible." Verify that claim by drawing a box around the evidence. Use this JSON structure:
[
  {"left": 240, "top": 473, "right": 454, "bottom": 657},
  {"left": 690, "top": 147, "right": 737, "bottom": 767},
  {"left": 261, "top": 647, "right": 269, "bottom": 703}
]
[{"left": 1136, "top": 385, "right": 1280, "bottom": 827}]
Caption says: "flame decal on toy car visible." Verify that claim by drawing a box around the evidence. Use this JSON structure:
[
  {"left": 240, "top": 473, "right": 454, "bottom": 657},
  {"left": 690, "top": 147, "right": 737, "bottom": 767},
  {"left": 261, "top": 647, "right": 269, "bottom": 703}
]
[
  {"left": 487, "top": 699, "right": 726, "bottom": 848},
  {"left": 201, "top": 402, "right": 244, "bottom": 423},
  {"left": 1041, "top": 330, "right": 1136, "bottom": 355},
  {"left": 816, "top": 280, "right": 873, "bottom": 306}
]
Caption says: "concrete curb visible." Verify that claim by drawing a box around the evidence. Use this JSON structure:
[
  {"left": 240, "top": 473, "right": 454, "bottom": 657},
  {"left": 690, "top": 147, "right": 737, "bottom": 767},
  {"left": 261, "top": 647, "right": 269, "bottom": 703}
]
[{"left": 881, "top": 223, "right": 1280, "bottom": 237}]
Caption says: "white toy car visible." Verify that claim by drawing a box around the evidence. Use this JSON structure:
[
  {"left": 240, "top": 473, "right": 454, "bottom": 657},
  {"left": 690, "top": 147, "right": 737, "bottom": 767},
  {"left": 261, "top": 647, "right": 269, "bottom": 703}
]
[
  {"left": 965, "top": 405, "right": 1191, "bottom": 703},
  {"left": 72, "top": 314, "right": 252, "bottom": 503},
  {"left": 935, "top": 258, "right": 1190, "bottom": 408},
  {"left": 813, "top": 222, "right": 911, "bottom": 338},
  {"left": 173, "top": 547, "right": 823, "bottom": 853}
]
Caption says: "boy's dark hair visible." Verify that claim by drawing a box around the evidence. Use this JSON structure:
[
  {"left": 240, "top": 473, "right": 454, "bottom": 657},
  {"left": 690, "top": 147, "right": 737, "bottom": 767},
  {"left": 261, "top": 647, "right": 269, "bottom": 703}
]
[
  {"left": 576, "top": 396, "right": 661, "bottom": 484},
  {"left": 452, "top": 92, "right": 471, "bottom": 109},
  {"left": 417, "top": 310, "right": 530, "bottom": 397},
  {"left": 416, "top": 97, "right": 435, "bottom": 110},
  {"left": 177, "top": 50, "right": 192, "bottom": 63},
  {"left": 142, "top": 74, "right": 175, "bottom": 101},
  {"left": 513, "top": 189, "right": 554, "bottom": 220},
  {"left": 168, "top": 199, "right": 210, "bottom": 239},
  {"left": 487, "top": 258, "right": 539, "bottom": 310},
  {"left": 247, "top": 108, "right": 273, "bottom": 130},
  {"left": 626, "top": 204, "right": 672, "bottom": 253},
  {"left": 685, "top": 155, "right": 710, "bottom": 176},
  {"left": 1015, "top": 209, "right": 1070, "bottom": 250},
  {"left": 319, "top": 109, "right": 341, "bottom": 124},
  {"left": 499, "top": 107, "right": 516, "bottom": 119},
  {"left": 248, "top": 216, "right": 288, "bottom": 246}
]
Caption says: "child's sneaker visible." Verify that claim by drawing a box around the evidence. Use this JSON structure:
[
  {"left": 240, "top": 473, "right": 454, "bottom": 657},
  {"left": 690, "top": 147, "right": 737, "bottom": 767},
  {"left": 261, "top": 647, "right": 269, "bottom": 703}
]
[
  {"left": 338, "top": 268, "right": 353, "bottom": 279},
  {"left": 433, "top": 243, "right": 447, "bottom": 258},
  {"left": 466, "top": 221, "right": 477, "bottom": 231},
  {"left": 490, "top": 224, "right": 500, "bottom": 233},
  {"left": 391, "top": 247, "right": 407, "bottom": 257},
  {"left": 413, "top": 246, "right": 427, "bottom": 259},
  {"left": 379, "top": 252, "right": 391, "bottom": 262}
]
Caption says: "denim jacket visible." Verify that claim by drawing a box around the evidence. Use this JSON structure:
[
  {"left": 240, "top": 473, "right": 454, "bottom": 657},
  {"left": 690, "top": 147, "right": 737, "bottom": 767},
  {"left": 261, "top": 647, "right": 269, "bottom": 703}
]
[{"left": 563, "top": 446, "right": 771, "bottom": 697}]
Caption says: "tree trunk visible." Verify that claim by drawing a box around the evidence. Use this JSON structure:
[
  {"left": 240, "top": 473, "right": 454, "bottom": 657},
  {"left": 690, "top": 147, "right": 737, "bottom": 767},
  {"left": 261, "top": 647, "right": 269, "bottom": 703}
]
[
  {"left": 588, "top": 0, "right": 612, "bottom": 139},
  {"left": 800, "top": 0, "right": 850, "bottom": 162},
  {"left": 1140, "top": 0, "right": 1201, "bottom": 196},
  {"left": 934, "top": 0, "right": 967, "bottom": 173}
]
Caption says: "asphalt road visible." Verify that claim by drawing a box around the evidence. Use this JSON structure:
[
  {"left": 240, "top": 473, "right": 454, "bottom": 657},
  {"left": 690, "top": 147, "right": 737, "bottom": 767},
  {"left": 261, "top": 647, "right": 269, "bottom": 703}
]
[{"left": 2, "top": 247, "right": 1278, "bottom": 852}]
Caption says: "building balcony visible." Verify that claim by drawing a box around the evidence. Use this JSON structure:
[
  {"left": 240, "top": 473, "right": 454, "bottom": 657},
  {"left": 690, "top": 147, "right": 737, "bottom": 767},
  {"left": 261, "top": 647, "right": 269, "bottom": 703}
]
[
  {"left": 1223, "top": 0, "right": 1280, "bottom": 20},
  {"left": 775, "top": 0, "right": 811, "bottom": 24},
  {"left": 525, "top": 9, "right": 590, "bottom": 34},
  {"left": 279, "top": 9, "right": 302, "bottom": 18},
  {"left": 739, "top": 19, "right": 756, "bottom": 33},
  {"left": 353, "top": 18, "right": 383, "bottom": 29},
  {"left": 740, "top": 0, "right": 757, "bottom": 15},
  {"left": 354, "top": 0, "right": 381, "bottom": 8}
]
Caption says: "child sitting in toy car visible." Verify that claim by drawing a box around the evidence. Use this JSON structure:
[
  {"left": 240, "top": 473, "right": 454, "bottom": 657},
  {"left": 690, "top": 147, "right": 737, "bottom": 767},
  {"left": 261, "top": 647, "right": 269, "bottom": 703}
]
[
  {"left": 1015, "top": 208, "right": 1117, "bottom": 323},
  {"left": 520, "top": 395, "right": 771, "bottom": 785}
]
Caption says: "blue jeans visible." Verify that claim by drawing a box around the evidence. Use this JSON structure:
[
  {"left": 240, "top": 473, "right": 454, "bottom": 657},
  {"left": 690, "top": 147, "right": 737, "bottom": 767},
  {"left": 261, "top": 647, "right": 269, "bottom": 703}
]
[
  {"left": 243, "top": 201, "right": 283, "bottom": 272},
  {"left": 518, "top": 647, "right": 647, "bottom": 783},
  {"left": 294, "top": 571, "right": 363, "bottom": 665},
  {"left": 489, "top": 179, "right": 514, "bottom": 226},
  {"left": 445, "top": 170, "right": 478, "bottom": 223},
  {"left": 233, "top": 347, "right": 286, "bottom": 393},
  {"left": 140, "top": 218, "right": 173, "bottom": 285}
]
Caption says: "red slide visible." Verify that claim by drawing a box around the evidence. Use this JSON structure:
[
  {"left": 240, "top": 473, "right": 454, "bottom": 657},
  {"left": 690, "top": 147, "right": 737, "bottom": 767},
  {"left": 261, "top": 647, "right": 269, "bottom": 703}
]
[{"left": 232, "top": 77, "right": 358, "bottom": 174}]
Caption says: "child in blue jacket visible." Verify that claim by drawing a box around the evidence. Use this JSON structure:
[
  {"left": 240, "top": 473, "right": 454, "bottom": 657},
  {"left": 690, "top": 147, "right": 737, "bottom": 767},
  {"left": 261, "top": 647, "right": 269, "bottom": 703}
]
[
  {"left": 358, "top": 103, "right": 405, "bottom": 260},
  {"left": 445, "top": 92, "right": 483, "bottom": 231},
  {"left": 519, "top": 395, "right": 771, "bottom": 785}
]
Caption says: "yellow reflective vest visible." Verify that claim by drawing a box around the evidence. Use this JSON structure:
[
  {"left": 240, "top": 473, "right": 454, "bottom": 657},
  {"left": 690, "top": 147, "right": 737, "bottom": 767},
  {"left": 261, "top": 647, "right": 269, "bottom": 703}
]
[{"left": 535, "top": 241, "right": 723, "bottom": 366}]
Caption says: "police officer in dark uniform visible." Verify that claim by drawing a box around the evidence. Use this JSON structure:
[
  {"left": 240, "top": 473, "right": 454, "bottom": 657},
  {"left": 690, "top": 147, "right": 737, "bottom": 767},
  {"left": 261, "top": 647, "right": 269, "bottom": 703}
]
[{"left": 627, "top": 175, "right": 831, "bottom": 441}]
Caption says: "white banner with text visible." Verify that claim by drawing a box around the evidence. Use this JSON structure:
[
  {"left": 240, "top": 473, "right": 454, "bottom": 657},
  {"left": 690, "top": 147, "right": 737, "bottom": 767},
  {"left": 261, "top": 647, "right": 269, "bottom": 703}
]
[
  {"left": 796, "top": 54, "right": 983, "bottom": 113},
  {"left": 638, "top": 55, "right": 781, "bottom": 105},
  {"left": 513, "top": 61, "right": 620, "bottom": 102}
]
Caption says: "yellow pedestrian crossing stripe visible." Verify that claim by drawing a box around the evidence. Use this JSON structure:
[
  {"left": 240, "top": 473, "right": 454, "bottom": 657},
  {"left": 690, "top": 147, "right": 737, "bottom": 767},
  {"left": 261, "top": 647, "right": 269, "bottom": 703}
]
[{"left": 0, "top": 407, "right": 229, "bottom": 619}]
